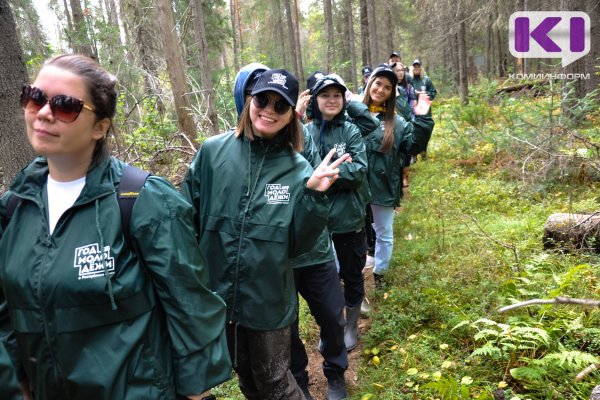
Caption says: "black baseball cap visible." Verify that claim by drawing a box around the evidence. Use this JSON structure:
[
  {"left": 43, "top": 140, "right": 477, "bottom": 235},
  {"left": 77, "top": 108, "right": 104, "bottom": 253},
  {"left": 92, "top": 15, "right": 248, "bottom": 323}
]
[
  {"left": 361, "top": 66, "right": 373, "bottom": 77},
  {"left": 389, "top": 51, "right": 400, "bottom": 59},
  {"left": 306, "top": 70, "right": 327, "bottom": 91},
  {"left": 412, "top": 59, "right": 422, "bottom": 66},
  {"left": 251, "top": 69, "right": 299, "bottom": 106},
  {"left": 370, "top": 65, "right": 398, "bottom": 87}
]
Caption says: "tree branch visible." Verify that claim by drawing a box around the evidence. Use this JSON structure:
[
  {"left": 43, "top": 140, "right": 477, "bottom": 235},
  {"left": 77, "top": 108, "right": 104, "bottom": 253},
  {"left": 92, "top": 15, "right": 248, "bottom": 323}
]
[{"left": 498, "top": 296, "right": 600, "bottom": 313}]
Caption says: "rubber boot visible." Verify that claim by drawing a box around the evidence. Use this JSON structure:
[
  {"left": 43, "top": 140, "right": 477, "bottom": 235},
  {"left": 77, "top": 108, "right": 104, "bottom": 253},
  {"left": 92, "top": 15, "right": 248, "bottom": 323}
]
[
  {"left": 324, "top": 369, "right": 348, "bottom": 400},
  {"left": 373, "top": 273, "right": 384, "bottom": 290},
  {"left": 344, "top": 304, "right": 361, "bottom": 351},
  {"left": 296, "top": 374, "right": 314, "bottom": 400},
  {"left": 360, "top": 298, "right": 372, "bottom": 315}
]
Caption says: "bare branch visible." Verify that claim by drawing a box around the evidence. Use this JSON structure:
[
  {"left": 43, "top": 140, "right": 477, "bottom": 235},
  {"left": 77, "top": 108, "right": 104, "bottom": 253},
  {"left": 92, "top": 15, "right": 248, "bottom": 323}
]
[{"left": 498, "top": 296, "right": 600, "bottom": 313}]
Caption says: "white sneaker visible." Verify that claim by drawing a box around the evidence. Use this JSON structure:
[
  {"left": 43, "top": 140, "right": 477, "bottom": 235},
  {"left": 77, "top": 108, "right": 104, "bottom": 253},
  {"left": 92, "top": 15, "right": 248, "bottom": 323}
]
[{"left": 364, "top": 255, "right": 375, "bottom": 269}]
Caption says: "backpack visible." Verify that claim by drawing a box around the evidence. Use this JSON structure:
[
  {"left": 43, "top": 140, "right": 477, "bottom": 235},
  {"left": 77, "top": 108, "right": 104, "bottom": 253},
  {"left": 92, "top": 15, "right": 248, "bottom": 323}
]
[{"left": 2, "top": 165, "right": 150, "bottom": 244}]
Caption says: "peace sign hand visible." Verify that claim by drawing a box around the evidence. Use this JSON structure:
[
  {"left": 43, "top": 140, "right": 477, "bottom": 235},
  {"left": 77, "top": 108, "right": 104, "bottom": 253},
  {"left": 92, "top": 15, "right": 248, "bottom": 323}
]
[{"left": 306, "top": 149, "right": 350, "bottom": 192}]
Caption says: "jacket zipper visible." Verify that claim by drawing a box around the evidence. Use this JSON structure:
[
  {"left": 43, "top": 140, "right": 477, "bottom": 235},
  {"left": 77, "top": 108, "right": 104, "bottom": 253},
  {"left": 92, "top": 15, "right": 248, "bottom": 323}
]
[{"left": 229, "top": 142, "right": 267, "bottom": 323}]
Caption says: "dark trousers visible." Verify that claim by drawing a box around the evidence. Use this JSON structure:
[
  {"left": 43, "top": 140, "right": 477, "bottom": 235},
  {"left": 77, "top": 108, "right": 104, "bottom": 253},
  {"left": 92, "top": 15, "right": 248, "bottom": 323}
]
[
  {"left": 226, "top": 324, "right": 304, "bottom": 400},
  {"left": 365, "top": 205, "right": 376, "bottom": 255},
  {"left": 290, "top": 261, "right": 348, "bottom": 382},
  {"left": 332, "top": 229, "right": 367, "bottom": 307}
]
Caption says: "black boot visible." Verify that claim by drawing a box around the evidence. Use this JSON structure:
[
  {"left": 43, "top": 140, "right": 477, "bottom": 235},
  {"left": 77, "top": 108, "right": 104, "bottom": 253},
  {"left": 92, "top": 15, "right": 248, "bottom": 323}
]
[
  {"left": 324, "top": 369, "right": 348, "bottom": 400},
  {"left": 373, "top": 273, "right": 384, "bottom": 290},
  {"left": 344, "top": 304, "right": 361, "bottom": 351},
  {"left": 296, "top": 374, "right": 314, "bottom": 400}
]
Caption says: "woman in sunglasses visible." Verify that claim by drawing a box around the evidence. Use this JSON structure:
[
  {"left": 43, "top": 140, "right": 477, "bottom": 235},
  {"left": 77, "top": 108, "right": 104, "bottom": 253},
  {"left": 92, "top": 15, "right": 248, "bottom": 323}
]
[
  {"left": 0, "top": 54, "right": 231, "bottom": 400},
  {"left": 362, "top": 65, "right": 434, "bottom": 289},
  {"left": 181, "top": 68, "right": 349, "bottom": 400}
]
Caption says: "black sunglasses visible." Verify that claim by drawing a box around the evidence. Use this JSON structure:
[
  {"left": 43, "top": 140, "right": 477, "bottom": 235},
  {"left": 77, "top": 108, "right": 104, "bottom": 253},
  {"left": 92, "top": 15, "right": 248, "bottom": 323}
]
[
  {"left": 20, "top": 85, "right": 95, "bottom": 123},
  {"left": 252, "top": 93, "right": 291, "bottom": 115}
]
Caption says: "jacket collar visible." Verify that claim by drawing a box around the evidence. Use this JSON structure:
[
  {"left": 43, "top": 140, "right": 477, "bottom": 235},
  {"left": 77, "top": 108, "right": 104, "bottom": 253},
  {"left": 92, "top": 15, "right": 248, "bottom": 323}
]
[{"left": 10, "top": 156, "right": 120, "bottom": 204}]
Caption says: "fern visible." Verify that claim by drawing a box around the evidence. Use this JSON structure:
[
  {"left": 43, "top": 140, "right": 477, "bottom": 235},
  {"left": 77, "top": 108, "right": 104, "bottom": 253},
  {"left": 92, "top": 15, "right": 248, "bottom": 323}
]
[
  {"left": 535, "top": 350, "right": 599, "bottom": 370},
  {"left": 510, "top": 364, "right": 548, "bottom": 380}
]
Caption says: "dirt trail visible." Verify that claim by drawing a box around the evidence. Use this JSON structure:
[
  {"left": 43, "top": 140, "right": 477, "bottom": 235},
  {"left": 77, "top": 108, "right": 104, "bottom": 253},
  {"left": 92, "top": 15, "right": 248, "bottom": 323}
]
[{"left": 303, "top": 271, "right": 375, "bottom": 399}]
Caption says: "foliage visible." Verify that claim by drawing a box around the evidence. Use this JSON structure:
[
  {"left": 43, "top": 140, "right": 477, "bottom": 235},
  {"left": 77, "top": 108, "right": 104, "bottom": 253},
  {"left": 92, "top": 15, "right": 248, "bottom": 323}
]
[{"left": 353, "top": 79, "right": 600, "bottom": 400}]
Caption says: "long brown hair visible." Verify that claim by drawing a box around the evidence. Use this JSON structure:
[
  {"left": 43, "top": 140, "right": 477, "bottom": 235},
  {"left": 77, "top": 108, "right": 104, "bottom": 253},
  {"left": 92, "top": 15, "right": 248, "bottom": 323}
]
[
  {"left": 235, "top": 96, "right": 304, "bottom": 153},
  {"left": 362, "top": 75, "right": 397, "bottom": 154},
  {"left": 42, "top": 54, "right": 118, "bottom": 167}
]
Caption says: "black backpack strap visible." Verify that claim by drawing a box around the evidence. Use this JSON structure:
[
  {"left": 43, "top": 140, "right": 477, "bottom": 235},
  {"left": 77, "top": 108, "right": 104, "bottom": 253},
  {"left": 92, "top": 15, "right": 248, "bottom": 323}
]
[
  {"left": 1, "top": 193, "right": 22, "bottom": 226},
  {"left": 118, "top": 165, "right": 151, "bottom": 244}
]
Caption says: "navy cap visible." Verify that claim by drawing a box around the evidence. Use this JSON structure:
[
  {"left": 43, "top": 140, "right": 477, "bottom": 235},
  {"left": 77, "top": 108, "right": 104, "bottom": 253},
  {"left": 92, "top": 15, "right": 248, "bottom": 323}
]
[
  {"left": 361, "top": 66, "right": 373, "bottom": 77},
  {"left": 306, "top": 70, "right": 327, "bottom": 91},
  {"left": 389, "top": 51, "right": 400, "bottom": 59},
  {"left": 412, "top": 59, "right": 422, "bottom": 66},
  {"left": 251, "top": 69, "right": 299, "bottom": 107},
  {"left": 370, "top": 65, "right": 398, "bottom": 87}
]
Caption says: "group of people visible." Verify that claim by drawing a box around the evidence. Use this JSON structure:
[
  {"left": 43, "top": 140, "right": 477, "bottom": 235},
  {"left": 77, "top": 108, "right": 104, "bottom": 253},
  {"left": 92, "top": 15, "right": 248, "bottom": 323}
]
[{"left": 0, "top": 51, "right": 435, "bottom": 400}]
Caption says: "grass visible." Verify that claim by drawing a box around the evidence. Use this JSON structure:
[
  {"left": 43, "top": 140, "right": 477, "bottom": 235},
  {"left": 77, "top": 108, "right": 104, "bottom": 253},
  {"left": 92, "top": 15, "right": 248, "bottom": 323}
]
[
  {"left": 352, "top": 88, "right": 600, "bottom": 399},
  {"left": 209, "top": 83, "right": 600, "bottom": 399}
]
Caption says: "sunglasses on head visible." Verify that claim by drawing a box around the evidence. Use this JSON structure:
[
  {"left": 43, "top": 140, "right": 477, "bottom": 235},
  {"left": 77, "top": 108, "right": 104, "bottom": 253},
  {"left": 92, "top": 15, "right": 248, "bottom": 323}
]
[
  {"left": 252, "top": 93, "right": 291, "bottom": 115},
  {"left": 20, "top": 85, "right": 95, "bottom": 123}
]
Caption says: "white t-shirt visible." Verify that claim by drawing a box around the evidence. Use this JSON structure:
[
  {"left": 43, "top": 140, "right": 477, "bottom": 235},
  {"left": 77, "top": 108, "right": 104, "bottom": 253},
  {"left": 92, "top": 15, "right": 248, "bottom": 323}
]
[{"left": 47, "top": 175, "right": 86, "bottom": 234}]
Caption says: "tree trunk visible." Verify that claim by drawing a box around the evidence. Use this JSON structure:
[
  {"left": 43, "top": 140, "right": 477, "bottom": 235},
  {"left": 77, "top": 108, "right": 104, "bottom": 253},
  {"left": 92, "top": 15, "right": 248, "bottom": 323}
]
[
  {"left": 0, "top": 0, "right": 35, "bottom": 193},
  {"left": 62, "top": 0, "right": 74, "bottom": 38},
  {"left": 273, "top": 0, "right": 288, "bottom": 68},
  {"left": 543, "top": 213, "right": 600, "bottom": 253},
  {"left": 486, "top": 13, "right": 493, "bottom": 77},
  {"left": 366, "top": 1, "right": 378, "bottom": 67},
  {"left": 494, "top": 1, "right": 505, "bottom": 76},
  {"left": 68, "top": 0, "right": 95, "bottom": 57},
  {"left": 359, "top": 0, "right": 369, "bottom": 67},
  {"left": 584, "top": 1, "right": 600, "bottom": 99},
  {"left": 230, "top": 0, "right": 241, "bottom": 72},
  {"left": 384, "top": 2, "right": 393, "bottom": 57},
  {"left": 155, "top": 0, "right": 198, "bottom": 144},
  {"left": 104, "top": 0, "right": 119, "bottom": 26},
  {"left": 283, "top": 0, "right": 298, "bottom": 77},
  {"left": 457, "top": 12, "right": 468, "bottom": 104},
  {"left": 451, "top": 32, "right": 460, "bottom": 93},
  {"left": 292, "top": 0, "right": 304, "bottom": 84},
  {"left": 192, "top": 0, "right": 219, "bottom": 136},
  {"left": 346, "top": 0, "right": 358, "bottom": 90},
  {"left": 323, "top": 0, "right": 334, "bottom": 72}
]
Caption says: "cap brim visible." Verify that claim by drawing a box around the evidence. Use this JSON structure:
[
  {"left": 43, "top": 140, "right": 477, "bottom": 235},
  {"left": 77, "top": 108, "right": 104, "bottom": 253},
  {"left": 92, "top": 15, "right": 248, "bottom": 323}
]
[
  {"left": 315, "top": 81, "right": 346, "bottom": 95},
  {"left": 372, "top": 70, "right": 398, "bottom": 86},
  {"left": 251, "top": 87, "right": 296, "bottom": 107}
]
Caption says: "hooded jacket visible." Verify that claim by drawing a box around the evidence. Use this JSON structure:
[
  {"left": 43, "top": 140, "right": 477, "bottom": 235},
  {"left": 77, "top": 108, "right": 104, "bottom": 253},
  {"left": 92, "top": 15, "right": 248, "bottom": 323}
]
[
  {"left": 365, "top": 115, "right": 434, "bottom": 207},
  {"left": 233, "top": 63, "right": 269, "bottom": 116},
  {"left": 180, "top": 131, "right": 329, "bottom": 330},
  {"left": 0, "top": 157, "right": 231, "bottom": 399},
  {"left": 305, "top": 77, "right": 372, "bottom": 234}
]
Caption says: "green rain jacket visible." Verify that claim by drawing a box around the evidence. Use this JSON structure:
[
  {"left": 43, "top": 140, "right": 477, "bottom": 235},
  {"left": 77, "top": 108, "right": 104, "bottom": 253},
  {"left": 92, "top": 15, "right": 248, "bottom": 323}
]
[
  {"left": 411, "top": 74, "right": 437, "bottom": 101},
  {"left": 0, "top": 339, "right": 20, "bottom": 400},
  {"left": 181, "top": 131, "right": 329, "bottom": 330},
  {"left": 365, "top": 115, "right": 434, "bottom": 207},
  {"left": 0, "top": 157, "right": 231, "bottom": 400},
  {"left": 305, "top": 99, "right": 372, "bottom": 234},
  {"left": 292, "top": 127, "right": 334, "bottom": 269}
]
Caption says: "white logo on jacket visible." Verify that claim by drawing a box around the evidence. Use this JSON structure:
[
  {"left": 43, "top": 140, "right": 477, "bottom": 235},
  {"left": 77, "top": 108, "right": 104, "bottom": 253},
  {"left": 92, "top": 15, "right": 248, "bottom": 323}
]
[
  {"left": 334, "top": 143, "right": 346, "bottom": 158},
  {"left": 265, "top": 184, "right": 291, "bottom": 204},
  {"left": 74, "top": 243, "right": 115, "bottom": 280}
]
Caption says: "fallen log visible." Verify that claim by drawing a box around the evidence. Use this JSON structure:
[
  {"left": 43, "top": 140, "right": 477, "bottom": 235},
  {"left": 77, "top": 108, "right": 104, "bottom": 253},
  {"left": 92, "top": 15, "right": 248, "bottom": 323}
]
[
  {"left": 543, "top": 212, "right": 600, "bottom": 252},
  {"left": 495, "top": 80, "right": 548, "bottom": 97}
]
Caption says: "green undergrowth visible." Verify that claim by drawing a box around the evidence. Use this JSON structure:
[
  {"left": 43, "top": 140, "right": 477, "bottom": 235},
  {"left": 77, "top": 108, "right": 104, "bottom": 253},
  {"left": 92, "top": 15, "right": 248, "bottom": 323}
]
[{"left": 354, "top": 83, "right": 600, "bottom": 399}]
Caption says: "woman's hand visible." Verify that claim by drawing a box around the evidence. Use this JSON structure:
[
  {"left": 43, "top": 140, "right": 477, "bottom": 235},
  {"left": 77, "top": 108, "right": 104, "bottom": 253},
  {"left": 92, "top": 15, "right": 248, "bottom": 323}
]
[
  {"left": 414, "top": 92, "right": 431, "bottom": 115},
  {"left": 295, "top": 89, "right": 311, "bottom": 118},
  {"left": 306, "top": 149, "right": 350, "bottom": 192}
]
